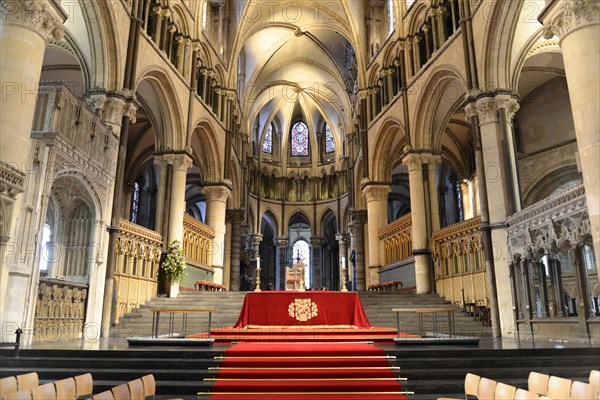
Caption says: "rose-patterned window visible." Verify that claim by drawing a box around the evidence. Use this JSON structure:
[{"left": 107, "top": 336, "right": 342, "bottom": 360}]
[
  {"left": 325, "top": 125, "right": 335, "bottom": 153},
  {"left": 262, "top": 123, "right": 273, "bottom": 153},
  {"left": 291, "top": 121, "right": 309, "bottom": 156}
]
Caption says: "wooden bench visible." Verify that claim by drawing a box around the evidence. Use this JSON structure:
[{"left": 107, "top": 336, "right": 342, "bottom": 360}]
[
  {"left": 393, "top": 307, "right": 457, "bottom": 338},
  {"left": 150, "top": 308, "right": 215, "bottom": 338}
]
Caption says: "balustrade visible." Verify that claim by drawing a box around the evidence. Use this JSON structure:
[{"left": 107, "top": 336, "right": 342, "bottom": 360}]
[
  {"left": 379, "top": 213, "right": 413, "bottom": 264},
  {"left": 182, "top": 214, "right": 216, "bottom": 288},
  {"left": 431, "top": 217, "right": 486, "bottom": 306},
  {"left": 114, "top": 219, "right": 163, "bottom": 323}
]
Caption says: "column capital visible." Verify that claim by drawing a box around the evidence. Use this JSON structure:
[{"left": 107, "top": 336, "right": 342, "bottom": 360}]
[
  {"left": 310, "top": 237, "right": 324, "bottom": 248},
  {"left": 85, "top": 93, "right": 137, "bottom": 131},
  {"left": 350, "top": 209, "right": 367, "bottom": 225},
  {"left": 464, "top": 93, "right": 520, "bottom": 124},
  {"left": 540, "top": 0, "right": 600, "bottom": 40},
  {"left": 202, "top": 182, "right": 232, "bottom": 202},
  {"left": 153, "top": 152, "right": 193, "bottom": 172},
  {"left": 421, "top": 153, "right": 442, "bottom": 166},
  {"left": 362, "top": 183, "right": 391, "bottom": 203},
  {"left": 226, "top": 209, "right": 245, "bottom": 224},
  {"left": 401, "top": 151, "right": 424, "bottom": 174},
  {"left": 274, "top": 237, "right": 289, "bottom": 248},
  {"left": 249, "top": 233, "right": 263, "bottom": 246},
  {"left": 335, "top": 233, "right": 350, "bottom": 246},
  {"left": 0, "top": 0, "right": 67, "bottom": 41}
]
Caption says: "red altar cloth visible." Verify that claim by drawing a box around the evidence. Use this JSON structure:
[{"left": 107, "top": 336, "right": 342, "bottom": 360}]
[{"left": 233, "top": 291, "right": 372, "bottom": 328}]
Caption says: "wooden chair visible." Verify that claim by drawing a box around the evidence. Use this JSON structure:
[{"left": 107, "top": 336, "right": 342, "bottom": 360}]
[
  {"left": 55, "top": 377, "right": 76, "bottom": 400},
  {"left": 495, "top": 382, "right": 517, "bottom": 400},
  {"left": 3, "top": 390, "right": 32, "bottom": 400},
  {"left": 110, "top": 384, "right": 130, "bottom": 400},
  {"left": 437, "top": 373, "right": 481, "bottom": 400},
  {"left": 16, "top": 374, "right": 38, "bottom": 392},
  {"left": 1, "top": 376, "right": 18, "bottom": 399},
  {"left": 547, "top": 376, "right": 572, "bottom": 400},
  {"left": 514, "top": 388, "right": 540, "bottom": 400},
  {"left": 528, "top": 371, "right": 550, "bottom": 396},
  {"left": 31, "top": 383, "right": 55, "bottom": 400},
  {"left": 590, "top": 370, "right": 600, "bottom": 395},
  {"left": 127, "top": 379, "right": 143, "bottom": 400},
  {"left": 571, "top": 380, "right": 597, "bottom": 400},
  {"left": 91, "top": 391, "right": 113, "bottom": 400},
  {"left": 140, "top": 375, "right": 155, "bottom": 400},
  {"left": 477, "top": 377, "right": 497, "bottom": 400},
  {"left": 75, "top": 373, "right": 93, "bottom": 399}
]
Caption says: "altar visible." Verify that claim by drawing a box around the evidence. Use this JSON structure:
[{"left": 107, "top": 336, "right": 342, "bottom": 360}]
[{"left": 233, "top": 291, "right": 372, "bottom": 329}]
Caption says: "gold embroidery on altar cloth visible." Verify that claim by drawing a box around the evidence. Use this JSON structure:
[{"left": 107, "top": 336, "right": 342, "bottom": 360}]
[{"left": 288, "top": 298, "right": 318, "bottom": 322}]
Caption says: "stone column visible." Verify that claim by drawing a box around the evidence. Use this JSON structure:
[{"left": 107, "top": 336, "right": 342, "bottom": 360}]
[
  {"left": 226, "top": 209, "right": 244, "bottom": 291},
  {"left": 152, "top": 156, "right": 169, "bottom": 238},
  {"left": 350, "top": 210, "right": 367, "bottom": 290},
  {"left": 201, "top": 182, "right": 232, "bottom": 285},
  {"left": 541, "top": 0, "right": 600, "bottom": 275},
  {"left": 402, "top": 153, "right": 431, "bottom": 294},
  {"left": 310, "top": 238, "right": 324, "bottom": 290},
  {"left": 424, "top": 154, "right": 442, "bottom": 232},
  {"left": 336, "top": 233, "right": 350, "bottom": 290},
  {"left": 461, "top": 181, "right": 472, "bottom": 220},
  {"left": 465, "top": 94, "right": 520, "bottom": 338},
  {"left": 275, "top": 237, "right": 288, "bottom": 290},
  {"left": 166, "top": 154, "right": 193, "bottom": 244},
  {"left": 362, "top": 182, "right": 391, "bottom": 287}
]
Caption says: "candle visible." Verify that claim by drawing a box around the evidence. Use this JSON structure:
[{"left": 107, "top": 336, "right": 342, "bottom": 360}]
[{"left": 341, "top": 256, "right": 346, "bottom": 269}]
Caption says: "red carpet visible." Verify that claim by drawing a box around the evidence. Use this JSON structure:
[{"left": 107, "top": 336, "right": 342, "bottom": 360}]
[{"left": 205, "top": 342, "right": 410, "bottom": 400}]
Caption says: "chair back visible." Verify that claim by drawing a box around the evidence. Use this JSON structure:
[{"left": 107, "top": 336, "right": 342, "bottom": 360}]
[
  {"left": 91, "top": 391, "right": 114, "bottom": 400},
  {"left": 140, "top": 375, "right": 155, "bottom": 400},
  {"left": 127, "top": 380, "right": 143, "bottom": 400},
  {"left": 477, "top": 377, "right": 497, "bottom": 400},
  {"left": 547, "top": 375, "right": 572, "bottom": 400},
  {"left": 31, "top": 383, "right": 55, "bottom": 400},
  {"left": 110, "top": 384, "right": 130, "bottom": 400},
  {"left": 16, "top": 374, "right": 38, "bottom": 392},
  {"left": 495, "top": 382, "right": 517, "bottom": 400},
  {"left": 528, "top": 371, "right": 550, "bottom": 396},
  {"left": 590, "top": 370, "right": 600, "bottom": 395},
  {"left": 571, "top": 380, "right": 596, "bottom": 400},
  {"left": 55, "top": 377, "right": 76, "bottom": 400},
  {"left": 464, "top": 373, "right": 481, "bottom": 397},
  {"left": 75, "top": 373, "right": 93, "bottom": 399},
  {"left": 1, "top": 376, "right": 18, "bottom": 398},
  {"left": 514, "top": 388, "right": 539, "bottom": 400},
  {"left": 4, "top": 389, "right": 32, "bottom": 400}
]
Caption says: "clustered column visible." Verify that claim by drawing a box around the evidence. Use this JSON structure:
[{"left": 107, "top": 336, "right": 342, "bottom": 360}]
[
  {"left": 350, "top": 210, "right": 367, "bottom": 290},
  {"left": 335, "top": 233, "right": 350, "bottom": 290},
  {"left": 274, "top": 238, "right": 288, "bottom": 290},
  {"left": 226, "top": 209, "right": 244, "bottom": 291},
  {"left": 310, "top": 238, "right": 324, "bottom": 289}
]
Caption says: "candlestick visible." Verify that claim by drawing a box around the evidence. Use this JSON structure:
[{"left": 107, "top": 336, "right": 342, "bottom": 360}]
[
  {"left": 340, "top": 256, "right": 348, "bottom": 292},
  {"left": 254, "top": 256, "right": 261, "bottom": 292}
]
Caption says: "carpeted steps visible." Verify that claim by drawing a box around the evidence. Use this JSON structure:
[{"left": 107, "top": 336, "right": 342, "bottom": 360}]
[
  {"left": 113, "top": 291, "right": 492, "bottom": 339},
  {"left": 203, "top": 342, "right": 409, "bottom": 400},
  {"left": 1, "top": 346, "right": 598, "bottom": 399}
]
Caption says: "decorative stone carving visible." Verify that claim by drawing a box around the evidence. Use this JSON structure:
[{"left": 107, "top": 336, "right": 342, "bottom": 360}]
[
  {"left": 0, "top": 0, "right": 66, "bottom": 41},
  {"left": 350, "top": 209, "right": 367, "bottom": 225},
  {"left": 86, "top": 94, "right": 137, "bottom": 130},
  {"left": 362, "top": 183, "right": 391, "bottom": 203},
  {"left": 0, "top": 161, "right": 26, "bottom": 199},
  {"left": 542, "top": 0, "right": 600, "bottom": 40},
  {"left": 201, "top": 184, "right": 231, "bottom": 202},
  {"left": 226, "top": 209, "right": 245, "bottom": 225},
  {"left": 464, "top": 94, "right": 520, "bottom": 124}
]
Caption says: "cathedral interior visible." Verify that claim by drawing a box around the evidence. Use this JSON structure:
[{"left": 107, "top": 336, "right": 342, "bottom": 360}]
[{"left": 0, "top": 0, "right": 599, "bottom": 351}]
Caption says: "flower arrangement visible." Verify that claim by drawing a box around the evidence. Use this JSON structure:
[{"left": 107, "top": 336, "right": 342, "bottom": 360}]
[{"left": 161, "top": 240, "right": 186, "bottom": 282}]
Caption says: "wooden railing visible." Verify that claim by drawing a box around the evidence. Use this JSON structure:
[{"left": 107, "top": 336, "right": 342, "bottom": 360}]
[
  {"left": 431, "top": 217, "right": 486, "bottom": 306},
  {"left": 114, "top": 219, "right": 163, "bottom": 323},
  {"left": 33, "top": 278, "right": 88, "bottom": 342},
  {"left": 182, "top": 214, "right": 216, "bottom": 288},
  {"left": 378, "top": 213, "right": 412, "bottom": 264},
  {"left": 33, "top": 83, "right": 118, "bottom": 169}
]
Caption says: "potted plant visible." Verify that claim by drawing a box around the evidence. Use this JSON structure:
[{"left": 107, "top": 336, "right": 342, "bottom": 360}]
[{"left": 161, "top": 240, "right": 186, "bottom": 298}]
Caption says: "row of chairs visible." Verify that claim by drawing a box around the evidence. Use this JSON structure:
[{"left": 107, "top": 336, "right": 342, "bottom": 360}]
[
  {"left": 91, "top": 375, "right": 155, "bottom": 400},
  {"left": 0, "top": 373, "right": 92, "bottom": 400},
  {"left": 438, "top": 370, "right": 599, "bottom": 400},
  {"left": 367, "top": 280, "right": 404, "bottom": 291}
]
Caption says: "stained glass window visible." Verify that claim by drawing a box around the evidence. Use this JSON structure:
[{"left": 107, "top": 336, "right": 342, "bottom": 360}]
[
  {"left": 325, "top": 125, "right": 335, "bottom": 153},
  {"left": 262, "top": 123, "right": 273, "bottom": 153},
  {"left": 291, "top": 121, "right": 309, "bottom": 156}
]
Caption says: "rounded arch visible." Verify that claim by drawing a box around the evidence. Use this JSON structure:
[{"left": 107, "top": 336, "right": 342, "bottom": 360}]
[
  {"left": 190, "top": 120, "right": 224, "bottom": 182},
  {"left": 413, "top": 66, "right": 467, "bottom": 149},
  {"left": 524, "top": 165, "right": 583, "bottom": 208},
  {"left": 135, "top": 67, "right": 185, "bottom": 151}
]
